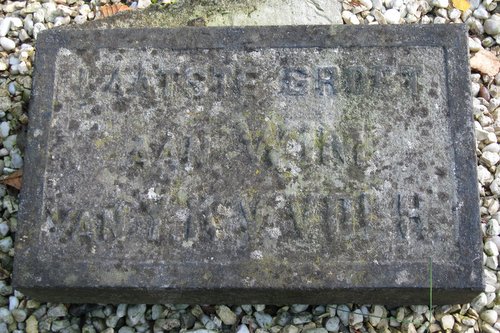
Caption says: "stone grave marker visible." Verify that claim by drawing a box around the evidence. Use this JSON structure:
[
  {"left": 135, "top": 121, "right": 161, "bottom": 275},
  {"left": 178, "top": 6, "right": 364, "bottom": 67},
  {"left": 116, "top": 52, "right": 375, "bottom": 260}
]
[{"left": 14, "top": 25, "right": 482, "bottom": 304}]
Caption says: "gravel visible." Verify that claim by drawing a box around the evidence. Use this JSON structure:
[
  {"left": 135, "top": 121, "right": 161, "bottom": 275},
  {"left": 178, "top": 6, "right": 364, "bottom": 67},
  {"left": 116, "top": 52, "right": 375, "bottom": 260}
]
[{"left": 0, "top": 0, "right": 496, "bottom": 332}]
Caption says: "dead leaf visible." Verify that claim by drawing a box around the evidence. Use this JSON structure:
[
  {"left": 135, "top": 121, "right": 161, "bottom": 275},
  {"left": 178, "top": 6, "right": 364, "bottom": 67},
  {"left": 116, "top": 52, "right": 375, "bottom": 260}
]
[
  {"left": 0, "top": 170, "right": 22, "bottom": 190},
  {"left": 470, "top": 50, "right": 500, "bottom": 77},
  {"left": 452, "top": 0, "right": 470, "bottom": 11},
  {"left": 99, "top": 4, "right": 131, "bottom": 18}
]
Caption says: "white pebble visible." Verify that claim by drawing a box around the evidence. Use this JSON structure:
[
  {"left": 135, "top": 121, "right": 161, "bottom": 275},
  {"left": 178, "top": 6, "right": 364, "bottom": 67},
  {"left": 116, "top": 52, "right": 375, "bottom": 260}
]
[
  {"left": 0, "top": 123, "right": 10, "bottom": 139},
  {"left": 8, "top": 296, "right": 18, "bottom": 311},
  {"left": 0, "top": 37, "right": 15, "bottom": 52},
  {"left": 486, "top": 255, "right": 498, "bottom": 269},
  {"left": 384, "top": 8, "right": 401, "bottom": 24},
  {"left": 434, "top": 16, "right": 447, "bottom": 24},
  {"left": 483, "top": 143, "right": 500, "bottom": 153},
  {"left": 484, "top": 240, "right": 499, "bottom": 256},
  {"left": 441, "top": 314, "right": 454, "bottom": 331},
  {"left": 487, "top": 219, "right": 500, "bottom": 236},
  {"left": 0, "top": 223, "right": 8, "bottom": 237},
  {"left": 471, "top": 292, "right": 488, "bottom": 311},
  {"left": 481, "top": 151, "right": 500, "bottom": 167},
  {"left": 473, "top": 5, "right": 490, "bottom": 19},
  {"left": 0, "top": 19, "right": 10, "bottom": 37},
  {"left": 448, "top": 8, "right": 461, "bottom": 20},
  {"left": 481, "top": 310, "right": 498, "bottom": 325},
  {"left": 432, "top": 0, "right": 449, "bottom": 8},
  {"left": 9, "top": 17, "right": 22, "bottom": 29},
  {"left": 478, "top": 165, "right": 493, "bottom": 184}
]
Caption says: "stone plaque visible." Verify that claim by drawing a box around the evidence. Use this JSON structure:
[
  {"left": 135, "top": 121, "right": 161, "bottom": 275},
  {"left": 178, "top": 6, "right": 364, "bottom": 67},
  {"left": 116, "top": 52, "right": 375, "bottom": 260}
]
[{"left": 14, "top": 25, "right": 482, "bottom": 304}]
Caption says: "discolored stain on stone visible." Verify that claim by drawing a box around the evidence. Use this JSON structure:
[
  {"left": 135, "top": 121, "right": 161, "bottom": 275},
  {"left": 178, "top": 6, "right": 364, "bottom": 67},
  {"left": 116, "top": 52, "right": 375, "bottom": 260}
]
[{"left": 13, "top": 25, "right": 481, "bottom": 305}]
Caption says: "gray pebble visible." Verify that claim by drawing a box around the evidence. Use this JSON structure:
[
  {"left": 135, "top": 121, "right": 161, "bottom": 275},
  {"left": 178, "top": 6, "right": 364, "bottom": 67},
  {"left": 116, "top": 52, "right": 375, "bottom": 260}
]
[
  {"left": 337, "top": 305, "right": 350, "bottom": 326},
  {"left": 292, "top": 312, "right": 312, "bottom": 325},
  {"left": 275, "top": 311, "right": 292, "bottom": 326},
  {"left": 325, "top": 317, "right": 340, "bottom": 332},
  {"left": 237, "top": 324, "right": 250, "bottom": 333},
  {"left": 11, "top": 309, "right": 26, "bottom": 323},
  {"left": 0, "top": 223, "right": 9, "bottom": 237},
  {"left": 0, "top": 308, "right": 13, "bottom": 324},
  {"left": 126, "top": 304, "right": 146, "bottom": 326},
  {"left": 0, "top": 237, "right": 12, "bottom": 253},
  {"left": 0, "top": 123, "right": 9, "bottom": 139},
  {"left": 47, "top": 304, "right": 68, "bottom": 318},
  {"left": 254, "top": 311, "right": 272, "bottom": 328},
  {"left": 105, "top": 314, "right": 120, "bottom": 328},
  {"left": 151, "top": 304, "right": 164, "bottom": 320},
  {"left": 291, "top": 304, "right": 309, "bottom": 313},
  {"left": 116, "top": 304, "right": 127, "bottom": 318},
  {"left": 118, "top": 327, "right": 135, "bottom": 333},
  {"left": 3, "top": 135, "right": 16, "bottom": 150}
]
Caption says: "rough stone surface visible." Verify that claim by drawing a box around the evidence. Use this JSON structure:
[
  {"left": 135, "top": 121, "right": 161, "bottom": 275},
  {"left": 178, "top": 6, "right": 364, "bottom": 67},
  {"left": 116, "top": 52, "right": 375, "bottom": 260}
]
[{"left": 13, "top": 25, "right": 482, "bottom": 305}]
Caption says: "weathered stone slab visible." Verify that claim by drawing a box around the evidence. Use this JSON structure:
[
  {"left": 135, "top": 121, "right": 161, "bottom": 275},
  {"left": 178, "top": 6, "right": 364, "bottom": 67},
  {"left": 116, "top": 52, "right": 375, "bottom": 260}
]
[{"left": 14, "top": 25, "right": 482, "bottom": 304}]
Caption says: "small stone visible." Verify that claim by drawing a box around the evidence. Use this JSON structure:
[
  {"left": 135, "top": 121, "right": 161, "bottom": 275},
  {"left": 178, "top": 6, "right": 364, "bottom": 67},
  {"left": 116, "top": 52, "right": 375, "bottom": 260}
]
[
  {"left": 0, "top": 123, "right": 9, "bottom": 139},
  {"left": 485, "top": 240, "right": 499, "bottom": 256},
  {"left": 237, "top": 324, "right": 250, "bottom": 333},
  {"left": 481, "top": 151, "right": 500, "bottom": 167},
  {"left": 0, "top": 224, "right": 8, "bottom": 237},
  {"left": 116, "top": 304, "right": 127, "bottom": 318},
  {"left": 8, "top": 296, "right": 17, "bottom": 311},
  {"left": 254, "top": 305, "right": 265, "bottom": 312},
  {"left": 0, "top": 20, "right": 10, "bottom": 38},
  {"left": 105, "top": 315, "right": 120, "bottom": 328},
  {"left": 440, "top": 314, "right": 454, "bottom": 330},
  {"left": 292, "top": 312, "right": 312, "bottom": 324},
  {"left": 432, "top": 0, "right": 449, "bottom": 8},
  {"left": 216, "top": 305, "right": 237, "bottom": 325},
  {"left": 325, "top": 317, "right": 340, "bottom": 332},
  {"left": 25, "top": 315, "right": 38, "bottom": 333},
  {"left": 341, "top": 11, "right": 360, "bottom": 24},
  {"left": 369, "top": 305, "right": 384, "bottom": 326},
  {"left": 52, "top": 319, "right": 71, "bottom": 331},
  {"left": 449, "top": 8, "right": 461, "bottom": 20},
  {"left": 0, "top": 38, "right": 15, "bottom": 52},
  {"left": 473, "top": 5, "right": 489, "bottom": 19},
  {"left": 472, "top": 82, "right": 481, "bottom": 96},
  {"left": 471, "top": 292, "right": 488, "bottom": 311},
  {"left": 481, "top": 322, "right": 499, "bottom": 333},
  {"left": 127, "top": 304, "right": 146, "bottom": 326},
  {"left": 468, "top": 37, "right": 482, "bottom": 52},
  {"left": 384, "top": 8, "right": 401, "bottom": 23},
  {"left": 480, "top": 310, "right": 498, "bottom": 325},
  {"left": 47, "top": 304, "right": 68, "bottom": 318},
  {"left": 0, "top": 237, "right": 12, "bottom": 253},
  {"left": 470, "top": 50, "right": 500, "bottom": 77},
  {"left": 281, "top": 325, "right": 298, "bottom": 333},
  {"left": 254, "top": 312, "right": 272, "bottom": 328},
  {"left": 487, "top": 219, "right": 500, "bottom": 236},
  {"left": 484, "top": 16, "right": 500, "bottom": 36},
  {"left": 118, "top": 327, "right": 134, "bottom": 333},
  {"left": 291, "top": 304, "right": 309, "bottom": 313},
  {"left": 0, "top": 308, "right": 13, "bottom": 325},
  {"left": 349, "top": 309, "right": 364, "bottom": 326},
  {"left": 337, "top": 305, "right": 350, "bottom": 326},
  {"left": 137, "top": 0, "right": 152, "bottom": 9}
]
